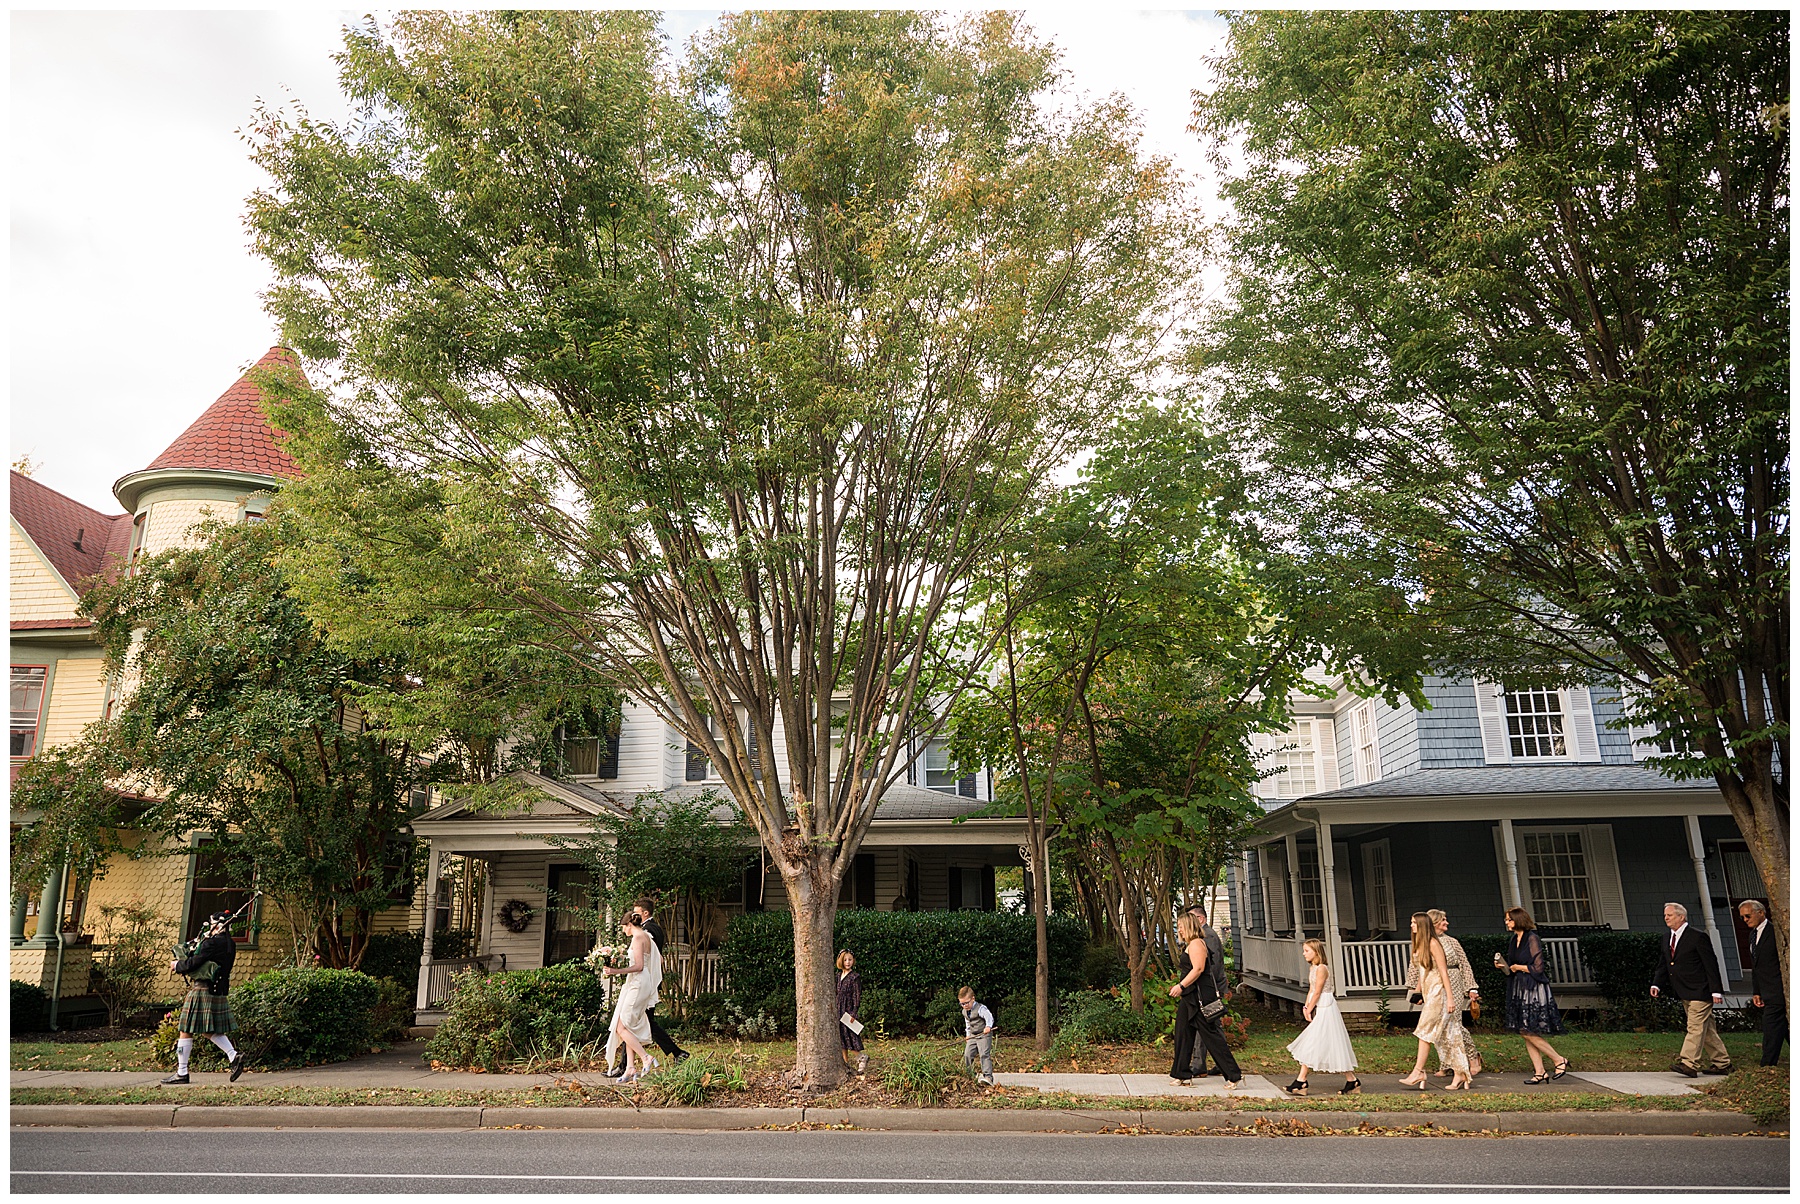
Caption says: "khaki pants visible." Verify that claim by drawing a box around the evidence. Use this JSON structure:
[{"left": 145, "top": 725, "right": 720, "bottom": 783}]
[{"left": 1678, "top": 1000, "right": 1731, "bottom": 1071}]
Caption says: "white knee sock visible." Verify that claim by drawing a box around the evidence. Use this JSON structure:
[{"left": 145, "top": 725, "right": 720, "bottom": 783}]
[
  {"left": 176, "top": 1037, "right": 193, "bottom": 1075},
  {"left": 208, "top": 1034, "right": 237, "bottom": 1060}
]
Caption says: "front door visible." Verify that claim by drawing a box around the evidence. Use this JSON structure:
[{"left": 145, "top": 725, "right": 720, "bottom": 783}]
[{"left": 544, "top": 865, "right": 599, "bottom": 966}]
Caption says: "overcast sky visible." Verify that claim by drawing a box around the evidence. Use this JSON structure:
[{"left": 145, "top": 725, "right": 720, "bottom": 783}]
[{"left": 10, "top": 9, "right": 1228, "bottom": 514}]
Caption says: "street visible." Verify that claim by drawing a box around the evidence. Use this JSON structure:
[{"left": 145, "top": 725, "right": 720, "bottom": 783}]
[{"left": 11, "top": 1127, "right": 1788, "bottom": 1194}]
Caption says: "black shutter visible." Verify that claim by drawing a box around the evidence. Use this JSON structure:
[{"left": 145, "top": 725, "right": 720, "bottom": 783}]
[
  {"left": 948, "top": 865, "right": 962, "bottom": 911},
  {"left": 958, "top": 773, "right": 976, "bottom": 798},
  {"left": 686, "top": 739, "right": 709, "bottom": 781},
  {"left": 743, "top": 856, "right": 765, "bottom": 912},
  {"left": 855, "top": 853, "right": 876, "bottom": 909},
  {"left": 597, "top": 731, "right": 621, "bottom": 779},
  {"left": 982, "top": 864, "right": 996, "bottom": 912}
]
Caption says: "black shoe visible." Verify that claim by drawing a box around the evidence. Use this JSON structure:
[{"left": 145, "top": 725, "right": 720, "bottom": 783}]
[
  {"left": 672, "top": 1051, "right": 690, "bottom": 1063},
  {"left": 1703, "top": 1064, "right": 1733, "bottom": 1075},
  {"left": 159, "top": 1073, "right": 190, "bottom": 1086},
  {"left": 1282, "top": 1078, "right": 1308, "bottom": 1096},
  {"left": 1671, "top": 1062, "right": 1699, "bottom": 1078},
  {"left": 228, "top": 1053, "right": 246, "bottom": 1082},
  {"left": 1339, "top": 1078, "right": 1361, "bottom": 1095}
]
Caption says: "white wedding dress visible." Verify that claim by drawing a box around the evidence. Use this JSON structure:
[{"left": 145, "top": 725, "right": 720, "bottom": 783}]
[
  {"left": 604, "top": 934, "right": 663, "bottom": 1073},
  {"left": 1285, "top": 968, "right": 1358, "bottom": 1073}
]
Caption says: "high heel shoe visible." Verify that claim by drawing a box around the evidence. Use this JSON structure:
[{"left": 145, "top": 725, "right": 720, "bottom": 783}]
[
  {"left": 1397, "top": 1073, "right": 1429, "bottom": 1090},
  {"left": 1445, "top": 1076, "right": 1473, "bottom": 1090},
  {"left": 1282, "top": 1078, "right": 1309, "bottom": 1096},
  {"left": 1339, "top": 1078, "right": 1361, "bottom": 1095},
  {"left": 1523, "top": 1072, "right": 1549, "bottom": 1085},
  {"left": 644, "top": 1057, "right": 660, "bottom": 1075},
  {"left": 1551, "top": 1059, "right": 1570, "bottom": 1080}
]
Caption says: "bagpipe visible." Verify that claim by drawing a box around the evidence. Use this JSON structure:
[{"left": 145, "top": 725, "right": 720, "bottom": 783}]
[{"left": 172, "top": 891, "right": 261, "bottom": 985}]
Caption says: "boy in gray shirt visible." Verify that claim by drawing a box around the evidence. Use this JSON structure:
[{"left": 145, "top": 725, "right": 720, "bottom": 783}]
[{"left": 959, "top": 986, "right": 995, "bottom": 1086}]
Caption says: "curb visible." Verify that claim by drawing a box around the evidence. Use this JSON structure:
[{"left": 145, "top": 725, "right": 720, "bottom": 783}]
[{"left": 10, "top": 1103, "right": 1769, "bottom": 1136}]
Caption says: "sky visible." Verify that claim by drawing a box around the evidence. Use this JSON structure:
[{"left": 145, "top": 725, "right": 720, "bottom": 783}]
[{"left": 10, "top": 9, "right": 1229, "bottom": 514}]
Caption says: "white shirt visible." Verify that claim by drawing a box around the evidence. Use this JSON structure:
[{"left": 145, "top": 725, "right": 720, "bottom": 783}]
[
  {"left": 1668, "top": 921, "right": 1689, "bottom": 949},
  {"left": 1750, "top": 920, "right": 1769, "bottom": 949}
]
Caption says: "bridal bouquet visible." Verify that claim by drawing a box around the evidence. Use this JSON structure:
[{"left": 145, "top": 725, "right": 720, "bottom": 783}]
[{"left": 586, "top": 944, "right": 631, "bottom": 973}]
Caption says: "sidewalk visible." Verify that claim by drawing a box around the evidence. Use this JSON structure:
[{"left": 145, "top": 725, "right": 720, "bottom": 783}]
[{"left": 10, "top": 1040, "right": 1708, "bottom": 1098}]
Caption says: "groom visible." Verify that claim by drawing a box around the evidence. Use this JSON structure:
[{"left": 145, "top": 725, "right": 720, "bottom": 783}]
[{"left": 609, "top": 897, "right": 689, "bottom": 1075}]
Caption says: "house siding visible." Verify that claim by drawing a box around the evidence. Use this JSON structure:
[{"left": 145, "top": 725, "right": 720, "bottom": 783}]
[
  {"left": 1587, "top": 683, "right": 1638, "bottom": 765},
  {"left": 482, "top": 854, "right": 552, "bottom": 967},
  {"left": 1417, "top": 678, "right": 1486, "bottom": 769},
  {"left": 10, "top": 525, "right": 81, "bottom": 620},
  {"left": 1376, "top": 696, "right": 1420, "bottom": 778},
  {"left": 39, "top": 652, "right": 106, "bottom": 750}
]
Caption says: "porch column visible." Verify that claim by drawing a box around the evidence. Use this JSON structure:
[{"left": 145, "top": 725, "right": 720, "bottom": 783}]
[
  {"left": 1684, "top": 814, "right": 1729, "bottom": 979},
  {"left": 1317, "top": 818, "right": 1346, "bottom": 997},
  {"left": 1498, "top": 818, "right": 1524, "bottom": 910},
  {"left": 415, "top": 843, "right": 442, "bottom": 1014},
  {"left": 1284, "top": 831, "right": 1307, "bottom": 955},
  {"left": 11, "top": 891, "right": 29, "bottom": 945},
  {"left": 478, "top": 855, "right": 496, "bottom": 957},
  {"left": 25, "top": 862, "right": 65, "bottom": 948}
]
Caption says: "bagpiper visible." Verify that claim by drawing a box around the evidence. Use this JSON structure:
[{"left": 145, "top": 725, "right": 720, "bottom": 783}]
[{"left": 161, "top": 909, "right": 246, "bottom": 1084}]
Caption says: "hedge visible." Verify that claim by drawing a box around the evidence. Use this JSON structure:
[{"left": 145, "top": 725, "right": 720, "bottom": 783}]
[
  {"left": 424, "top": 962, "right": 611, "bottom": 1070},
  {"left": 719, "top": 910, "right": 1086, "bottom": 1032},
  {"left": 359, "top": 928, "right": 476, "bottom": 986},
  {"left": 12, "top": 979, "right": 48, "bottom": 1033},
  {"left": 1578, "top": 929, "right": 1684, "bottom": 1029},
  {"left": 232, "top": 968, "right": 383, "bottom": 1068}
]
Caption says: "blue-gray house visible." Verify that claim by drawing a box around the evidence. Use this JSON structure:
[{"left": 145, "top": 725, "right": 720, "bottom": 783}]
[{"left": 1225, "top": 676, "right": 1767, "bottom": 1014}]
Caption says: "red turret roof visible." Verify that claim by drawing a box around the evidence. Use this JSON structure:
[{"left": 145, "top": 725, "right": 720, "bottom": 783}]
[
  {"left": 9, "top": 470, "right": 133, "bottom": 597},
  {"left": 139, "top": 347, "right": 304, "bottom": 479}
]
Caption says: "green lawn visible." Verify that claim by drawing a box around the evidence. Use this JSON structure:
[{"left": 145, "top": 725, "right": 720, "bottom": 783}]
[{"left": 12, "top": 1037, "right": 164, "bottom": 1072}]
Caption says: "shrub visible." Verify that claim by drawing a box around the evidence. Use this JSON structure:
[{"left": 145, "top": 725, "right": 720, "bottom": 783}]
[
  {"left": 719, "top": 910, "right": 1085, "bottom": 1034},
  {"left": 425, "top": 963, "right": 612, "bottom": 1069},
  {"left": 859, "top": 986, "right": 920, "bottom": 1036},
  {"left": 1081, "top": 941, "right": 1127, "bottom": 990},
  {"left": 880, "top": 1045, "right": 958, "bottom": 1105},
  {"left": 359, "top": 928, "right": 477, "bottom": 985},
  {"left": 89, "top": 902, "right": 169, "bottom": 1027},
  {"left": 12, "top": 980, "right": 48, "bottom": 1033},
  {"left": 1579, "top": 930, "right": 1682, "bottom": 1030},
  {"left": 996, "top": 990, "right": 1035, "bottom": 1035},
  {"left": 1455, "top": 933, "right": 1510, "bottom": 1014},
  {"left": 922, "top": 986, "right": 966, "bottom": 1038},
  {"left": 1047, "top": 988, "right": 1161, "bottom": 1058},
  {"left": 369, "top": 976, "right": 415, "bottom": 1045},
  {"left": 231, "top": 968, "right": 383, "bottom": 1068},
  {"left": 683, "top": 991, "right": 732, "bottom": 1036}
]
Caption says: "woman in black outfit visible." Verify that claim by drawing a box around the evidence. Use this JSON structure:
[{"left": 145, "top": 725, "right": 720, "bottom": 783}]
[
  {"left": 1168, "top": 912, "right": 1241, "bottom": 1090},
  {"left": 836, "top": 949, "right": 866, "bottom": 1075}
]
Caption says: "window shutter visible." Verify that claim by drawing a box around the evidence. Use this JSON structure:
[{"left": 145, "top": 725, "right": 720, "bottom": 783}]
[
  {"left": 1261, "top": 845, "right": 1291, "bottom": 930},
  {"left": 981, "top": 864, "right": 996, "bottom": 912},
  {"left": 1314, "top": 719, "right": 1340, "bottom": 791},
  {"left": 1248, "top": 731, "right": 1272, "bottom": 800},
  {"left": 1331, "top": 841, "right": 1354, "bottom": 928},
  {"left": 948, "top": 865, "right": 963, "bottom": 911},
  {"left": 1564, "top": 686, "right": 1602, "bottom": 763},
  {"left": 597, "top": 731, "right": 621, "bottom": 779},
  {"left": 1583, "top": 824, "right": 1629, "bottom": 929},
  {"left": 1474, "top": 679, "right": 1511, "bottom": 764}
]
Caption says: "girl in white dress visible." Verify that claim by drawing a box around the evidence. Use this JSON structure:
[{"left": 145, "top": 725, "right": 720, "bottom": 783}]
[
  {"left": 1282, "top": 939, "right": 1360, "bottom": 1095},
  {"left": 600, "top": 914, "right": 664, "bottom": 1083}
]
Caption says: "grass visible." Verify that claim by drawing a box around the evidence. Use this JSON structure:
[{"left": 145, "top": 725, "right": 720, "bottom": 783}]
[{"left": 12, "top": 1037, "right": 163, "bottom": 1072}]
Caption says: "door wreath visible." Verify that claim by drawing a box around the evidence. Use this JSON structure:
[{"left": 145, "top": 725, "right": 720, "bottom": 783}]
[{"left": 497, "top": 899, "right": 534, "bottom": 933}]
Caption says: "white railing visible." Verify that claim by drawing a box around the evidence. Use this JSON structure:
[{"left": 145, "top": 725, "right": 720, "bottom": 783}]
[
  {"left": 1245, "top": 935, "right": 1597, "bottom": 993},
  {"left": 424, "top": 957, "right": 485, "bottom": 1007}
]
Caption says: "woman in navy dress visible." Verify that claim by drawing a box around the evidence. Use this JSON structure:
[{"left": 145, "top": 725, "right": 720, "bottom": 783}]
[{"left": 1501, "top": 907, "right": 1569, "bottom": 1083}]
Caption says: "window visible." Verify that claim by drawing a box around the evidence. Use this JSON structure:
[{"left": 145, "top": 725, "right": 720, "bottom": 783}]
[
  {"left": 1267, "top": 727, "right": 1318, "bottom": 798},
  {"left": 924, "top": 740, "right": 975, "bottom": 797},
  {"left": 1361, "top": 839, "right": 1395, "bottom": 932},
  {"left": 544, "top": 865, "right": 599, "bottom": 965},
  {"left": 128, "top": 511, "right": 149, "bottom": 570},
  {"left": 560, "top": 731, "right": 620, "bottom": 779},
  {"left": 11, "top": 666, "right": 47, "bottom": 757},
  {"left": 1505, "top": 688, "right": 1566, "bottom": 758},
  {"left": 838, "top": 852, "right": 876, "bottom": 909},
  {"left": 1243, "top": 854, "right": 1265, "bottom": 932},
  {"left": 685, "top": 716, "right": 710, "bottom": 781},
  {"left": 1295, "top": 846, "right": 1324, "bottom": 930},
  {"left": 1352, "top": 702, "right": 1380, "bottom": 784},
  {"left": 184, "top": 840, "right": 256, "bottom": 943},
  {"left": 1520, "top": 829, "right": 1594, "bottom": 925}
]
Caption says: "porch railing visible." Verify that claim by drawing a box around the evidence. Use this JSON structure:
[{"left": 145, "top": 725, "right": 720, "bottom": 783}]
[
  {"left": 1245, "top": 935, "right": 1596, "bottom": 992},
  {"left": 421, "top": 949, "right": 727, "bottom": 1012},
  {"left": 424, "top": 957, "right": 486, "bottom": 1007}
]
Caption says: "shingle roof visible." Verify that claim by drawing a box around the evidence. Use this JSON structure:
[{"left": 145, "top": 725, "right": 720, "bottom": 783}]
[
  {"left": 656, "top": 782, "right": 1000, "bottom": 823},
  {"left": 1303, "top": 763, "right": 1708, "bottom": 802},
  {"left": 9, "top": 470, "right": 132, "bottom": 595},
  {"left": 137, "top": 347, "right": 304, "bottom": 479}
]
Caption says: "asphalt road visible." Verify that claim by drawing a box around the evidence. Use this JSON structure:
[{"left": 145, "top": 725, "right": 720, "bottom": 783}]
[{"left": 11, "top": 1127, "right": 1790, "bottom": 1194}]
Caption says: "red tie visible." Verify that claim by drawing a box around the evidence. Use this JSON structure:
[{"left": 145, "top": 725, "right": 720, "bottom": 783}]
[{"left": 1670, "top": 932, "right": 1678, "bottom": 958}]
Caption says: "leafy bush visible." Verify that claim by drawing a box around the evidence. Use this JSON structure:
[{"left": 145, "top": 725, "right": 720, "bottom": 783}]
[
  {"left": 359, "top": 928, "right": 477, "bottom": 985},
  {"left": 12, "top": 980, "right": 48, "bottom": 1033},
  {"left": 89, "top": 902, "right": 169, "bottom": 1027},
  {"left": 922, "top": 986, "right": 966, "bottom": 1038},
  {"left": 859, "top": 986, "right": 920, "bottom": 1036},
  {"left": 425, "top": 963, "right": 612, "bottom": 1070},
  {"left": 996, "top": 990, "right": 1035, "bottom": 1035},
  {"left": 1081, "top": 941, "right": 1127, "bottom": 990},
  {"left": 232, "top": 968, "right": 383, "bottom": 1068},
  {"left": 683, "top": 991, "right": 732, "bottom": 1035},
  {"left": 880, "top": 1045, "right": 958, "bottom": 1105},
  {"left": 369, "top": 976, "right": 415, "bottom": 1044},
  {"left": 1047, "top": 988, "right": 1162, "bottom": 1058},
  {"left": 1455, "top": 933, "right": 1510, "bottom": 1014},
  {"left": 719, "top": 910, "right": 1085, "bottom": 1035},
  {"left": 643, "top": 1050, "right": 750, "bottom": 1106},
  {"left": 1579, "top": 930, "right": 1682, "bottom": 1030}
]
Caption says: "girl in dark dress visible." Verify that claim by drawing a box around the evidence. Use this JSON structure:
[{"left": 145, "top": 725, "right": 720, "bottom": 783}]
[
  {"left": 836, "top": 949, "right": 866, "bottom": 1074},
  {"left": 1168, "top": 913, "right": 1242, "bottom": 1089},
  {"left": 1501, "top": 907, "right": 1569, "bottom": 1083}
]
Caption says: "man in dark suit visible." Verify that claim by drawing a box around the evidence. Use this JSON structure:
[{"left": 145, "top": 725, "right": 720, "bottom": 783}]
[
  {"left": 1739, "top": 899, "right": 1785, "bottom": 1067},
  {"left": 617, "top": 897, "right": 687, "bottom": 1072},
  {"left": 1185, "top": 903, "right": 1230, "bottom": 1077},
  {"left": 1651, "top": 901, "right": 1731, "bottom": 1077}
]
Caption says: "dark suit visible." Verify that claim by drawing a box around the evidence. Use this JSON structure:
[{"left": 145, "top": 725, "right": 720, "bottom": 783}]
[
  {"left": 637, "top": 916, "right": 686, "bottom": 1061},
  {"left": 1748, "top": 920, "right": 1785, "bottom": 1066},
  {"left": 1188, "top": 925, "right": 1229, "bottom": 1075},
  {"left": 1653, "top": 924, "right": 1730, "bottom": 1072}
]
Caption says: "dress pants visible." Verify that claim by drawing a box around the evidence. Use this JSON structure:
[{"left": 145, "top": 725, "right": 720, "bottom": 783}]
[
  {"left": 1760, "top": 995, "right": 1787, "bottom": 1066},
  {"left": 1677, "top": 999, "right": 1732, "bottom": 1071}
]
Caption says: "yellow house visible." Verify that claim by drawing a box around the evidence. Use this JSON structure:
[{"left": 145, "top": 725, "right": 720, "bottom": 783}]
[{"left": 7, "top": 348, "right": 374, "bottom": 1022}]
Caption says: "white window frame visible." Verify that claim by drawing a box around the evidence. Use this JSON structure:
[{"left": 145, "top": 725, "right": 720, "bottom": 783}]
[
  {"left": 1501, "top": 823, "right": 1629, "bottom": 929},
  {"left": 1517, "top": 826, "right": 1596, "bottom": 925},
  {"left": 11, "top": 664, "right": 48, "bottom": 758},
  {"left": 1361, "top": 838, "right": 1395, "bottom": 933},
  {"left": 1474, "top": 679, "right": 1602, "bottom": 765},
  {"left": 1352, "top": 700, "right": 1380, "bottom": 784}
]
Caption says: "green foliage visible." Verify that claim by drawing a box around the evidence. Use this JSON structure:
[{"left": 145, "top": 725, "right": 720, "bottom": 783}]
[
  {"left": 89, "top": 901, "right": 171, "bottom": 1028},
  {"left": 643, "top": 1050, "right": 750, "bottom": 1106},
  {"left": 879, "top": 1045, "right": 959, "bottom": 1106},
  {"left": 150, "top": 1013, "right": 225, "bottom": 1071},
  {"left": 368, "top": 976, "right": 416, "bottom": 1045},
  {"left": 1579, "top": 931, "right": 1684, "bottom": 1030},
  {"left": 857, "top": 987, "right": 919, "bottom": 1036},
  {"left": 231, "top": 969, "right": 383, "bottom": 1069},
  {"left": 1456, "top": 933, "right": 1511, "bottom": 1014},
  {"left": 425, "top": 963, "right": 612, "bottom": 1070},
  {"left": 996, "top": 990, "right": 1035, "bottom": 1035},
  {"left": 11, "top": 980, "right": 48, "bottom": 1034},
  {"left": 719, "top": 910, "right": 1085, "bottom": 1034},
  {"left": 922, "top": 987, "right": 967, "bottom": 1039},
  {"left": 1048, "top": 988, "right": 1164, "bottom": 1059}
]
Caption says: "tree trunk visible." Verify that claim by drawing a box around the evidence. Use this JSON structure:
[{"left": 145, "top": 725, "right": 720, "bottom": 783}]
[
  {"left": 1718, "top": 771, "right": 1790, "bottom": 1004},
  {"left": 783, "top": 867, "right": 843, "bottom": 1091},
  {"left": 1031, "top": 826, "right": 1052, "bottom": 1051}
]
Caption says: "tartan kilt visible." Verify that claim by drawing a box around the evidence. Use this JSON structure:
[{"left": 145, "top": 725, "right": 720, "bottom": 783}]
[{"left": 177, "top": 985, "right": 236, "bottom": 1035}]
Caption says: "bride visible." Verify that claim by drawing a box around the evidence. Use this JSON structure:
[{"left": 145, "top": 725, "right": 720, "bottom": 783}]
[{"left": 600, "top": 912, "right": 663, "bottom": 1082}]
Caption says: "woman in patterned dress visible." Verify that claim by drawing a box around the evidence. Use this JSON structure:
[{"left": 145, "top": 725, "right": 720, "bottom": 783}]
[
  {"left": 1399, "top": 911, "right": 1472, "bottom": 1089},
  {"left": 836, "top": 949, "right": 867, "bottom": 1075},
  {"left": 1428, "top": 909, "right": 1483, "bottom": 1078},
  {"left": 1502, "top": 907, "right": 1569, "bottom": 1083}
]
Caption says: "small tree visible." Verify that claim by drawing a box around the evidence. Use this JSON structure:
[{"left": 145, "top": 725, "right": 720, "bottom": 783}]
[{"left": 89, "top": 901, "right": 169, "bottom": 1027}]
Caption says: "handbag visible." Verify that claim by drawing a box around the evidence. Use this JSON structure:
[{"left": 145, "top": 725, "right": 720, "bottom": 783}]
[{"left": 1200, "top": 996, "right": 1227, "bottom": 1020}]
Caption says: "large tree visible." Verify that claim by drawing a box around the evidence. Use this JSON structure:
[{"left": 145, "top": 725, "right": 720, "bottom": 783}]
[
  {"left": 1194, "top": 11, "right": 1789, "bottom": 997},
  {"left": 248, "top": 11, "right": 1196, "bottom": 1086}
]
